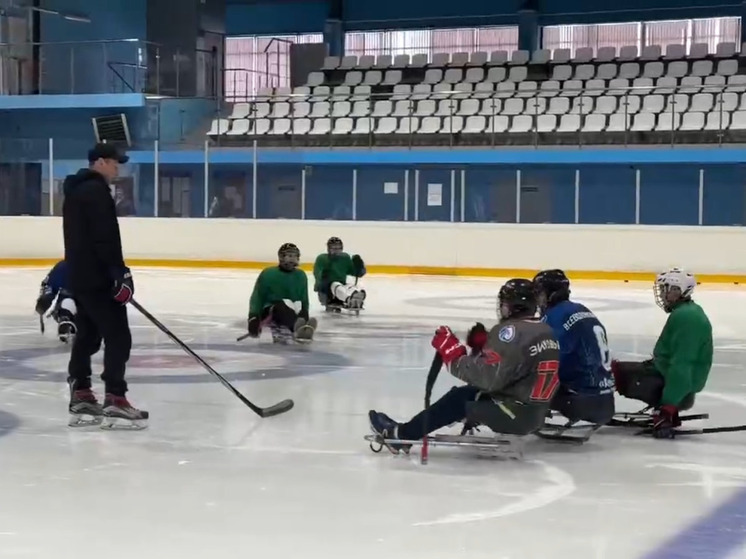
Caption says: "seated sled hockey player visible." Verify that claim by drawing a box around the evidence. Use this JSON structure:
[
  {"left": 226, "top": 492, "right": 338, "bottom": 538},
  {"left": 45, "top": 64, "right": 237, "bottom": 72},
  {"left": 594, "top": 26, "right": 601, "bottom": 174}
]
[
  {"left": 313, "top": 236, "right": 366, "bottom": 311},
  {"left": 611, "top": 268, "right": 713, "bottom": 439},
  {"left": 368, "top": 278, "right": 560, "bottom": 454},
  {"left": 533, "top": 269, "right": 615, "bottom": 427},
  {"left": 35, "top": 259, "right": 77, "bottom": 343},
  {"left": 246, "top": 243, "right": 317, "bottom": 344}
]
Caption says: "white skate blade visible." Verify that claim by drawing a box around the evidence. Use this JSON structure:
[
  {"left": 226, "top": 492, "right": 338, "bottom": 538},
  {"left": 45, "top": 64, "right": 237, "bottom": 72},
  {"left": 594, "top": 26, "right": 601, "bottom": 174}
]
[
  {"left": 100, "top": 416, "right": 148, "bottom": 431},
  {"left": 68, "top": 413, "right": 103, "bottom": 427}
]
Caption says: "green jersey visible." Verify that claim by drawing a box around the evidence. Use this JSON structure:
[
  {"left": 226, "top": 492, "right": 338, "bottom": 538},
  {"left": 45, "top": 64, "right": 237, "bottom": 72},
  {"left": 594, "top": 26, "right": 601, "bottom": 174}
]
[
  {"left": 248, "top": 266, "right": 309, "bottom": 318},
  {"left": 313, "top": 252, "right": 356, "bottom": 288},
  {"left": 653, "top": 300, "right": 713, "bottom": 406}
]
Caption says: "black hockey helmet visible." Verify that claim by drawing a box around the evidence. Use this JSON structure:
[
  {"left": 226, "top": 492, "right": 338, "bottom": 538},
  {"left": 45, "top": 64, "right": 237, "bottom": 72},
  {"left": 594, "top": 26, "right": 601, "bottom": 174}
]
[
  {"left": 532, "top": 269, "right": 570, "bottom": 312},
  {"left": 327, "top": 236, "right": 343, "bottom": 255},
  {"left": 278, "top": 242, "right": 300, "bottom": 271},
  {"left": 498, "top": 278, "right": 537, "bottom": 320}
]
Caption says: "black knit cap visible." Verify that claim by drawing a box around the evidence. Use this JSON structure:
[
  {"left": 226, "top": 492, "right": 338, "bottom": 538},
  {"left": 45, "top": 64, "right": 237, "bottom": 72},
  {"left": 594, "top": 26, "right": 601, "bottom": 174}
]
[{"left": 88, "top": 143, "right": 129, "bottom": 164}]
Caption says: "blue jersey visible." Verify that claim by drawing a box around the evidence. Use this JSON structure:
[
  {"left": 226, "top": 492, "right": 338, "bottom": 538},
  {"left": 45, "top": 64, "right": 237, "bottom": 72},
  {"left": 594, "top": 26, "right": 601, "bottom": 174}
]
[
  {"left": 41, "top": 260, "right": 69, "bottom": 297},
  {"left": 540, "top": 300, "right": 614, "bottom": 394}
]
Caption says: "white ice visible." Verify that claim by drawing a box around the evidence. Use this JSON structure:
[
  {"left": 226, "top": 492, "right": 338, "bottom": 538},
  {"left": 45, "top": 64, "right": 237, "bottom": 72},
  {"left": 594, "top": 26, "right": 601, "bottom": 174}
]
[{"left": 1, "top": 267, "right": 746, "bottom": 559}]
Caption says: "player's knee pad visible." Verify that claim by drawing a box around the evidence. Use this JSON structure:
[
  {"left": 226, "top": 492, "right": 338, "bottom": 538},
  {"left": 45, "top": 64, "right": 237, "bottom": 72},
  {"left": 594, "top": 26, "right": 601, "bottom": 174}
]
[
  {"left": 612, "top": 361, "right": 652, "bottom": 396},
  {"left": 59, "top": 297, "right": 77, "bottom": 316},
  {"left": 622, "top": 372, "right": 664, "bottom": 406}
]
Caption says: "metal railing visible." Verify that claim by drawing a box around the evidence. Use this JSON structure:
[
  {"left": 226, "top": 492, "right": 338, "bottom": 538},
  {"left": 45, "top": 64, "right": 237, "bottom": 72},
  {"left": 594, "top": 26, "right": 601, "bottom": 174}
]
[{"left": 0, "top": 39, "right": 222, "bottom": 97}]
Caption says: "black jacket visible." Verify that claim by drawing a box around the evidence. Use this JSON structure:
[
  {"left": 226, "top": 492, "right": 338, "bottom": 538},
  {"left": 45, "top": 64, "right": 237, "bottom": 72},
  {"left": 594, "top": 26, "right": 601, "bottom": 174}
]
[{"left": 62, "top": 168, "right": 126, "bottom": 293}]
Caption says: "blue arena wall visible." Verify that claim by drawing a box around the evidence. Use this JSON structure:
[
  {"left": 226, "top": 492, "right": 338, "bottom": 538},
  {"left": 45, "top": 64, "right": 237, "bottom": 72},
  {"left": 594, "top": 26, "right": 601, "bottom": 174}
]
[{"left": 38, "top": 0, "right": 146, "bottom": 95}]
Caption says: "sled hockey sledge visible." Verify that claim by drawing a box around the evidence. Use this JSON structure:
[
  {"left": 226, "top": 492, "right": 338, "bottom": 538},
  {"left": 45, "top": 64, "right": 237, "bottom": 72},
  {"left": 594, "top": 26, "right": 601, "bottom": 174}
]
[
  {"left": 609, "top": 405, "right": 746, "bottom": 438},
  {"left": 364, "top": 431, "right": 526, "bottom": 460},
  {"left": 324, "top": 302, "right": 363, "bottom": 317}
]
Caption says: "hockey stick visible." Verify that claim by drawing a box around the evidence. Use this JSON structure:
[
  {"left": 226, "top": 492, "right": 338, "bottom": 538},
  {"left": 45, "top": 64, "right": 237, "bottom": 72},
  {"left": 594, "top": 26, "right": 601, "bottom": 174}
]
[
  {"left": 636, "top": 424, "right": 746, "bottom": 437},
  {"left": 131, "top": 299, "right": 294, "bottom": 418},
  {"left": 236, "top": 331, "right": 252, "bottom": 342},
  {"left": 421, "top": 352, "right": 443, "bottom": 465},
  {"left": 39, "top": 313, "right": 45, "bottom": 334}
]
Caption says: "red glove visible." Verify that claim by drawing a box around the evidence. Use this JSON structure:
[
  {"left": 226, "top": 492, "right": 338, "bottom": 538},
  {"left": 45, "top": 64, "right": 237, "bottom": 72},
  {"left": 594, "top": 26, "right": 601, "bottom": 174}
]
[
  {"left": 652, "top": 404, "right": 680, "bottom": 439},
  {"left": 431, "top": 326, "right": 467, "bottom": 365},
  {"left": 112, "top": 268, "right": 134, "bottom": 305}
]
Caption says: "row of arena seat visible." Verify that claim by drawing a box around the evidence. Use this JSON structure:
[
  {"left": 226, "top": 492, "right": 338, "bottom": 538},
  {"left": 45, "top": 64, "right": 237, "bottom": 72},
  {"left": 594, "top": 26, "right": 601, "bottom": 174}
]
[
  {"left": 213, "top": 112, "right": 741, "bottom": 136},
  {"left": 209, "top": 40, "right": 746, "bottom": 146},
  {"left": 214, "top": 92, "right": 746, "bottom": 123},
  {"left": 321, "top": 42, "right": 742, "bottom": 71},
  {"left": 308, "top": 58, "right": 739, "bottom": 87},
  {"left": 210, "top": 109, "right": 744, "bottom": 149}
]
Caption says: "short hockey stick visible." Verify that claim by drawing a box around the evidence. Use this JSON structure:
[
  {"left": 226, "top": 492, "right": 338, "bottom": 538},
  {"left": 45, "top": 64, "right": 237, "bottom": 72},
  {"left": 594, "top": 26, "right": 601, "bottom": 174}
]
[
  {"left": 236, "top": 331, "right": 252, "bottom": 342},
  {"left": 636, "top": 424, "right": 746, "bottom": 437},
  {"left": 39, "top": 313, "right": 45, "bottom": 334},
  {"left": 131, "top": 299, "right": 294, "bottom": 418},
  {"left": 421, "top": 352, "right": 443, "bottom": 465}
]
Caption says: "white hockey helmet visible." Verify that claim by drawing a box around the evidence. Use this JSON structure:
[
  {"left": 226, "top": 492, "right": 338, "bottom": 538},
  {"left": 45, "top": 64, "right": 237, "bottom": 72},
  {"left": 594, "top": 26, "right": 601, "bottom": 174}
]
[{"left": 654, "top": 267, "right": 696, "bottom": 312}]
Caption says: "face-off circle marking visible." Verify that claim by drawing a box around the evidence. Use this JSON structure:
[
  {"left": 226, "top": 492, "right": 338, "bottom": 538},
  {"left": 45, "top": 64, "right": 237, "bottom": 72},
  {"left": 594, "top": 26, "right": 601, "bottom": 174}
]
[{"left": 0, "top": 344, "right": 350, "bottom": 384}]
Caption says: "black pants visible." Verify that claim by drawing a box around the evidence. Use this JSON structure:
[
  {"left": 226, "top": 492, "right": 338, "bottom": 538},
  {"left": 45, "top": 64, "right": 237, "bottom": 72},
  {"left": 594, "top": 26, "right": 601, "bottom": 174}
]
[
  {"left": 614, "top": 361, "right": 695, "bottom": 411},
  {"left": 68, "top": 292, "right": 131, "bottom": 396},
  {"left": 260, "top": 301, "right": 299, "bottom": 331},
  {"left": 398, "top": 385, "right": 540, "bottom": 440},
  {"left": 551, "top": 386, "right": 616, "bottom": 425}
]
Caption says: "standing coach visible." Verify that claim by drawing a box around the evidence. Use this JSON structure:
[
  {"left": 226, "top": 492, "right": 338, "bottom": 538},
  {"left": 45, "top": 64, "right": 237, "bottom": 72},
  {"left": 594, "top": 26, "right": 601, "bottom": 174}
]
[{"left": 62, "top": 143, "right": 148, "bottom": 429}]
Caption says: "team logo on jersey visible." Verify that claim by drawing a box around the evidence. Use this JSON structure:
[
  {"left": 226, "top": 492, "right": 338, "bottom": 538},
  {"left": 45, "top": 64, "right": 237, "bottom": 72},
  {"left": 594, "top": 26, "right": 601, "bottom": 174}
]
[{"left": 498, "top": 325, "right": 515, "bottom": 342}]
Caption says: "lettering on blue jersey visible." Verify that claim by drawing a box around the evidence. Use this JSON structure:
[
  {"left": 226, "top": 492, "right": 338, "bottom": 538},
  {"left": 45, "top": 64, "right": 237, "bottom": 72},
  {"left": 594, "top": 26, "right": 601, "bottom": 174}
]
[
  {"left": 562, "top": 311, "right": 596, "bottom": 331},
  {"left": 498, "top": 325, "right": 515, "bottom": 342}
]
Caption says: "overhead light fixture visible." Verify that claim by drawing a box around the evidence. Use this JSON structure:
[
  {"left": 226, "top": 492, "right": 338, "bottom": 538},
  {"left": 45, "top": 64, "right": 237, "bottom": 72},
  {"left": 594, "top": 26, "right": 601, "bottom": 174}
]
[
  {"left": 30, "top": 6, "right": 59, "bottom": 15},
  {"left": 27, "top": 5, "right": 90, "bottom": 22},
  {"left": 62, "top": 13, "right": 90, "bottom": 22}
]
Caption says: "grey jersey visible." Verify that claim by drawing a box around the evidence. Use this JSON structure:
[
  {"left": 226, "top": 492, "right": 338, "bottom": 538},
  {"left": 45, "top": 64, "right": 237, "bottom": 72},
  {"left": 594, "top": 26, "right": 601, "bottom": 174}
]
[{"left": 450, "top": 318, "right": 561, "bottom": 404}]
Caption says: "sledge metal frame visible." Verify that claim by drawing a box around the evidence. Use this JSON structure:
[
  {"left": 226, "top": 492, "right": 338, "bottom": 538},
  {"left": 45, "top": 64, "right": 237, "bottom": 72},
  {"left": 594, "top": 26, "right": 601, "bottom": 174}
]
[{"left": 364, "top": 432, "right": 526, "bottom": 460}]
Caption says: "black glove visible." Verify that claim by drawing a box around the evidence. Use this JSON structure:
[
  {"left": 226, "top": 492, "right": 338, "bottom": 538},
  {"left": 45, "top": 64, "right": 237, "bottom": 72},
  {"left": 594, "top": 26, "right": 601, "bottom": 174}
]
[
  {"left": 652, "top": 405, "right": 680, "bottom": 439},
  {"left": 112, "top": 267, "right": 134, "bottom": 305},
  {"left": 247, "top": 316, "right": 261, "bottom": 338},
  {"left": 466, "top": 322, "right": 488, "bottom": 354},
  {"left": 351, "top": 254, "right": 366, "bottom": 277},
  {"left": 35, "top": 287, "right": 55, "bottom": 315}
]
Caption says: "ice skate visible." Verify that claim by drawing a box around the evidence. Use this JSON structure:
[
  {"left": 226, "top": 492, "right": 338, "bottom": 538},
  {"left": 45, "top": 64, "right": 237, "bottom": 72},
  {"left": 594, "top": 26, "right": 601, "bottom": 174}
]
[
  {"left": 294, "top": 317, "right": 317, "bottom": 344},
  {"left": 68, "top": 388, "right": 103, "bottom": 427},
  {"left": 101, "top": 394, "right": 149, "bottom": 430},
  {"left": 368, "top": 410, "right": 411, "bottom": 455}
]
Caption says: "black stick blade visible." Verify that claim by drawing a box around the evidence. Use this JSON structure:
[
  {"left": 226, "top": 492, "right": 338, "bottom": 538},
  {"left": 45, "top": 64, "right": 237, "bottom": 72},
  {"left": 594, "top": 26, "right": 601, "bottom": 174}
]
[{"left": 260, "top": 399, "right": 295, "bottom": 418}]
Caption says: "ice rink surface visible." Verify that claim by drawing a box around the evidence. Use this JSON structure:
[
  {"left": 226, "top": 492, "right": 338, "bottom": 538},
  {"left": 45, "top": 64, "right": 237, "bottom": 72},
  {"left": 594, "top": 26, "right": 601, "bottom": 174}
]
[{"left": 1, "top": 267, "right": 746, "bottom": 559}]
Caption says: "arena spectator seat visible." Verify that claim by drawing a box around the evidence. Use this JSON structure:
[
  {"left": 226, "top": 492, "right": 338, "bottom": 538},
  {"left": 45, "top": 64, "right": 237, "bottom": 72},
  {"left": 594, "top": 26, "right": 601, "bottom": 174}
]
[{"left": 208, "top": 41, "right": 746, "bottom": 146}]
